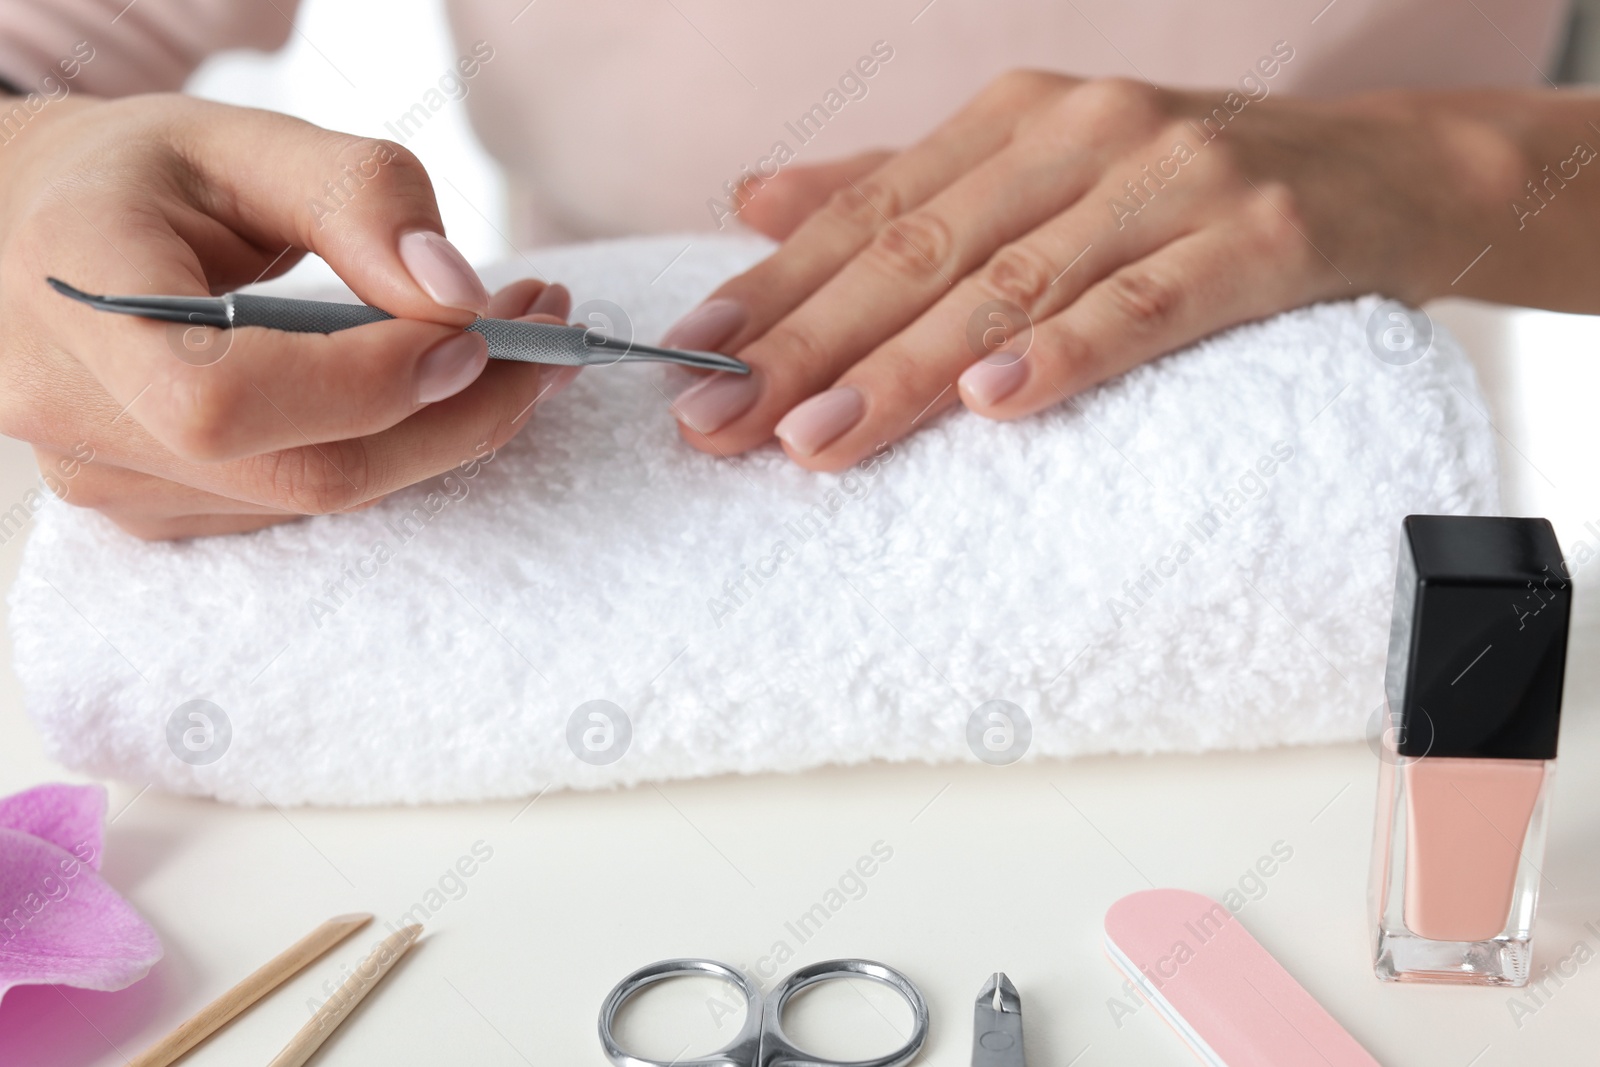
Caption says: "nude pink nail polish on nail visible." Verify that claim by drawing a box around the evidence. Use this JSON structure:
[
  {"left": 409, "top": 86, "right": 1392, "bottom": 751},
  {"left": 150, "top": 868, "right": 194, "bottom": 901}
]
[
  {"left": 537, "top": 365, "right": 582, "bottom": 404},
  {"left": 671, "top": 372, "right": 762, "bottom": 435},
  {"left": 959, "top": 355, "right": 1029, "bottom": 408},
  {"left": 774, "top": 386, "right": 866, "bottom": 457},
  {"left": 1371, "top": 516, "right": 1570, "bottom": 986},
  {"left": 529, "top": 283, "right": 569, "bottom": 319},
  {"left": 661, "top": 299, "right": 746, "bottom": 352},
  {"left": 414, "top": 331, "right": 488, "bottom": 404},
  {"left": 399, "top": 230, "right": 490, "bottom": 316}
]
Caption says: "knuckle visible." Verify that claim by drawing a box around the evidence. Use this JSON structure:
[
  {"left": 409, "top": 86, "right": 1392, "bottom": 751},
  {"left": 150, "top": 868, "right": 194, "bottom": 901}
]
[
  {"left": 978, "top": 242, "right": 1057, "bottom": 312},
  {"left": 308, "top": 136, "right": 424, "bottom": 227},
  {"left": 335, "top": 136, "right": 418, "bottom": 185},
  {"left": 1073, "top": 77, "right": 1160, "bottom": 124},
  {"left": 988, "top": 68, "right": 1064, "bottom": 106},
  {"left": 1247, "top": 180, "right": 1303, "bottom": 241},
  {"left": 761, "top": 320, "right": 833, "bottom": 376},
  {"left": 151, "top": 374, "right": 246, "bottom": 462},
  {"left": 1189, "top": 137, "right": 1244, "bottom": 187},
  {"left": 1156, "top": 119, "right": 1200, "bottom": 155},
  {"left": 865, "top": 210, "right": 954, "bottom": 282},
  {"left": 1102, "top": 265, "right": 1184, "bottom": 331},
  {"left": 1033, "top": 323, "right": 1098, "bottom": 379},
  {"left": 822, "top": 178, "right": 899, "bottom": 234},
  {"left": 253, "top": 440, "right": 372, "bottom": 515}
]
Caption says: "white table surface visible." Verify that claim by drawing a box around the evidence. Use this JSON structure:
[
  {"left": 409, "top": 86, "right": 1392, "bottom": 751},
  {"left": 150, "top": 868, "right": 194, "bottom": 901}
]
[{"left": 3, "top": 298, "right": 1600, "bottom": 1067}]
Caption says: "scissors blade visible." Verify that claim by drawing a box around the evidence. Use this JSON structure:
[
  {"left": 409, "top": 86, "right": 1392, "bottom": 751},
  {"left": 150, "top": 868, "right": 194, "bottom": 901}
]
[{"left": 972, "top": 973, "right": 1024, "bottom": 1067}]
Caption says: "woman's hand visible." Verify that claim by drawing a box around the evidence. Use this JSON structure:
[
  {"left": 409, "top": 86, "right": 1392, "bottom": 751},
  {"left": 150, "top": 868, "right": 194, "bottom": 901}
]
[
  {"left": 664, "top": 70, "right": 1531, "bottom": 470},
  {"left": 0, "top": 93, "right": 575, "bottom": 539}
]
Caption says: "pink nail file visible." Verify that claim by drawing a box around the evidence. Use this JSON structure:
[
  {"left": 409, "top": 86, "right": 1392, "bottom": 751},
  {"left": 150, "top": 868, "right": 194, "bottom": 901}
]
[{"left": 1104, "top": 889, "right": 1380, "bottom": 1067}]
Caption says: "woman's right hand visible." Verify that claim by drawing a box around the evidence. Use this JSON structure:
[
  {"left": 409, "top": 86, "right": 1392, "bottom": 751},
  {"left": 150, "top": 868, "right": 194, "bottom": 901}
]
[{"left": 0, "top": 92, "right": 575, "bottom": 540}]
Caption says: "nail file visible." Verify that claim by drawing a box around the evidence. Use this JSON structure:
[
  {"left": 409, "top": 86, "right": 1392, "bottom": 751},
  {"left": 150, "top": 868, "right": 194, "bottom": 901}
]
[{"left": 1104, "top": 889, "right": 1380, "bottom": 1067}]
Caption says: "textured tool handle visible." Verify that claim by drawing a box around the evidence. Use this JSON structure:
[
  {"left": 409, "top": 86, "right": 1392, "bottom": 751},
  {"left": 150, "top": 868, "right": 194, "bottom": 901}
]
[
  {"left": 230, "top": 294, "right": 395, "bottom": 332},
  {"left": 229, "top": 294, "right": 595, "bottom": 366},
  {"left": 465, "top": 317, "right": 594, "bottom": 366}
]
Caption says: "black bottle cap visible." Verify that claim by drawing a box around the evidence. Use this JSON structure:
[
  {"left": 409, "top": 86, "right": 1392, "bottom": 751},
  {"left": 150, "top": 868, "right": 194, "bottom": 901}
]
[{"left": 1385, "top": 515, "right": 1570, "bottom": 760}]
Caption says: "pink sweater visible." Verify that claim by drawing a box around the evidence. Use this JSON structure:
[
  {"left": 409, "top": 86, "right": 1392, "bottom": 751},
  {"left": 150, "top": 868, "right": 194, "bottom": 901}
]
[{"left": 0, "top": 0, "right": 1569, "bottom": 244}]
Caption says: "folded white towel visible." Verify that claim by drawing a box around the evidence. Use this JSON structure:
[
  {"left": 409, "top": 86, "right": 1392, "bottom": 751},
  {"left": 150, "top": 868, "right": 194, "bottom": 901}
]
[{"left": 9, "top": 235, "right": 1498, "bottom": 806}]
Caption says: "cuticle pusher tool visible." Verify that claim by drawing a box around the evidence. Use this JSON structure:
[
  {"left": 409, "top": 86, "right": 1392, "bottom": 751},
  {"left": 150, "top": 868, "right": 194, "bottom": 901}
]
[{"left": 46, "top": 277, "right": 751, "bottom": 375}]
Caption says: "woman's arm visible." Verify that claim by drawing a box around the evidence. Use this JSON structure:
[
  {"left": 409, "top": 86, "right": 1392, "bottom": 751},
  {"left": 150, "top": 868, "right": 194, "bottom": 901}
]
[
  {"left": 664, "top": 73, "right": 1600, "bottom": 470},
  {"left": 0, "top": 0, "right": 299, "bottom": 97}
]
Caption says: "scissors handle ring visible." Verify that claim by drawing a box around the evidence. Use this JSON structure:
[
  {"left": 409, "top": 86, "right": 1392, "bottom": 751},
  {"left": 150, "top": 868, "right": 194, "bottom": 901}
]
[
  {"left": 598, "top": 958, "right": 762, "bottom": 1067},
  {"left": 763, "top": 959, "right": 929, "bottom": 1067}
]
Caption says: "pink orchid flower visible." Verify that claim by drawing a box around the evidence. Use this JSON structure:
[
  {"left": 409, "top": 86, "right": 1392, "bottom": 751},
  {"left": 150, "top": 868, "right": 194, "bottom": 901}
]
[{"left": 0, "top": 784, "right": 161, "bottom": 1006}]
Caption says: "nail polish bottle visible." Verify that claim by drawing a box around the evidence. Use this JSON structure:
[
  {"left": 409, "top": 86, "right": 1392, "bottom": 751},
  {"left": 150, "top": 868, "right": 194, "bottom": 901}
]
[{"left": 1371, "top": 515, "right": 1571, "bottom": 986}]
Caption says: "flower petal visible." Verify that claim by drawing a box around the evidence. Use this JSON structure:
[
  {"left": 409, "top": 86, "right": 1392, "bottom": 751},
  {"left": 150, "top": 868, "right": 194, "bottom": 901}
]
[
  {"left": 0, "top": 829, "right": 160, "bottom": 1004},
  {"left": 0, "top": 785, "right": 105, "bottom": 871}
]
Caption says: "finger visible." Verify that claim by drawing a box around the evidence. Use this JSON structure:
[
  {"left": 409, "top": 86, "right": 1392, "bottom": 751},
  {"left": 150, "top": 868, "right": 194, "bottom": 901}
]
[
  {"left": 737, "top": 150, "right": 894, "bottom": 240},
  {"left": 35, "top": 445, "right": 290, "bottom": 515},
  {"left": 43, "top": 282, "right": 578, "bottom": 517},
  {"left": 35, "top": 444, "right": 300, "bottom": 541},
  {"left": 188, "top": 298, "right": 579, "bottom": 516},
  {"left": 768, "top": 217, "right": 1280, "bottom": 472},
  {"left": 144, "top": 281, "right": 570, "bottom": 464},
  {"left": 672, "top": 112, "right": 1135, "bottom": 451},
  {"left": 960, "top": 220, "right": 1307, "bottom": 420},
  {"left": 51, "top": 274, "right": 484, "bottom": 463},
  {"left": 489, "top": 278, "right": 569, "bottom": 321},
  {"left": 176, "top": 102, "right": 491, "bottom": 321},
  {"left": 660, "top": 72, "right": 1067, "bottom": 356},
  {"left": 29, "top": 216, "right": 483, "bottom": 464}
]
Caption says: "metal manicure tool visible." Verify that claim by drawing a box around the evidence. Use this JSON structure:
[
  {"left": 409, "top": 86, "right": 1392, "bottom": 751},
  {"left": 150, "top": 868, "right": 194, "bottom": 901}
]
[
  {"left": 972, "top": 972, "right": 1025, "bottom": 1067},
  {"left": 47, "top": 277, "right": 750, "bottom": 374},
  {"left": 598, "top": 957, "right": 929, "bottom": 1067}
]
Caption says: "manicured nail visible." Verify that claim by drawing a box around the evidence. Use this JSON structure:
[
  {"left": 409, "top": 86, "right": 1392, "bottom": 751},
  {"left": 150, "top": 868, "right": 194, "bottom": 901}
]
[
  {"left": 528, "top": 283, "right": 569, "bottom": 319},
  {"left": 661, "top": 298, "right": 746, "bottom": 351},
  {"left": 775, "top": 386, "right": 866, "bottom": 457},
  {"left": 958, "top": 355, "right": 1029, "bottom": 408},
  {"left": 414, "top": 331, "right": 488, "bottom": 404},
  {"left": 671, "top": 372, "right": 763, "bottom": 435},
  {"left": 537, "top": 365, "right": 582, "bottom": 404},
  {"left": 398, "top": 230, "right": 490, "bottom": 316}
]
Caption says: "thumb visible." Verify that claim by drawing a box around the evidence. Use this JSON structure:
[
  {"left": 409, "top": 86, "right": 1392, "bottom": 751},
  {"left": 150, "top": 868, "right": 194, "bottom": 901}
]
[
  {"left": 738, "top": 149, "right": 895, "bottom": 241},
  {"left": 183, "top": 105, "right": 489, "bottom": 324}
]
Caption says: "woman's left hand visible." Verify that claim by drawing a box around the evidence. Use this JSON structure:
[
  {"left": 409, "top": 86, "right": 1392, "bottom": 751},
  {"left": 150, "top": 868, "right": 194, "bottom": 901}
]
[{"left": 662, "top": 70, "right": 1524, "bottom": 469}]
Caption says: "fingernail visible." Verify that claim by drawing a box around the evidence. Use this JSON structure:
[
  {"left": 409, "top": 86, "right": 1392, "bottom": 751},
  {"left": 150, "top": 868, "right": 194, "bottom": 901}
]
[
  {"left": 958, "top": 354, "right": 1030, "bottom": 408},
  {"left": 661, "top": 298, "right": 746, "bottom": 351},
  {"left": 528, "top": 283, "right": 568, "bottom": 319},
  {"left": 415, "top": 331, "right": 488, "bottom": 404},
  {"left": 671, "top": 372, "right": 763, "bottom": 435},
  {"left": 399, "top": 230, "right": 490, "bottom": 316},
  {"left": 537, "top": 365, "right": 582, "bottom": 404},
  {"left": 775, "top": 386, "right": 866, "bottom": 457}
]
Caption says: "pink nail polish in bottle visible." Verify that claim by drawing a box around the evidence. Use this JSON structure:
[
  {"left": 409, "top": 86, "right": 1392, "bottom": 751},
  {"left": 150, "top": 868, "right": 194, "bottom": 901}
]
[{"left": 1371, "top": 515, "right": 1571, "bottom": 986}]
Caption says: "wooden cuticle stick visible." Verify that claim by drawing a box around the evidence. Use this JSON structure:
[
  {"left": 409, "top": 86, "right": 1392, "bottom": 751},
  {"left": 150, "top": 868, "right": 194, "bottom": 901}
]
[{"left": 127, "top": 913, "right": 373, "bottom": 1067}]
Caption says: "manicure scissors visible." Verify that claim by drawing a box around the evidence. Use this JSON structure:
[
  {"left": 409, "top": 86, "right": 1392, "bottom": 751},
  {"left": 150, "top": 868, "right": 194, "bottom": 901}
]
[
  {"left": 598, "top": 958, "right": 929, "bottom": 1067},
  {"left": 46, "top": 277, "right": 750, "bottom": 374}
]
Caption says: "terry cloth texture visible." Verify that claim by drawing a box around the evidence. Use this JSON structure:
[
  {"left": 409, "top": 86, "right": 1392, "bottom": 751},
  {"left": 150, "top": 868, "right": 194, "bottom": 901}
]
[{"left": 8, "top": 234, "right": 1499, "bottom": 806}]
